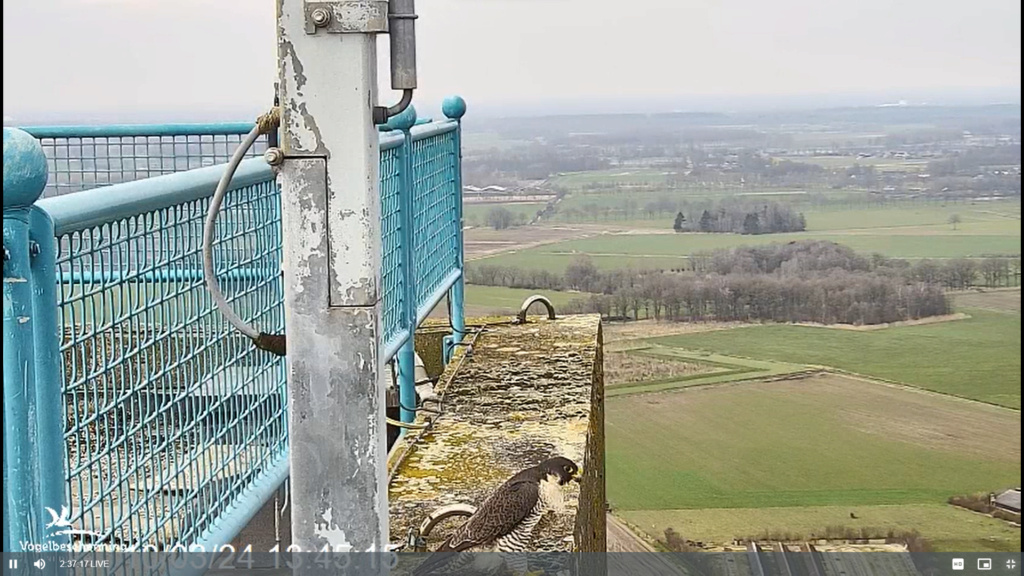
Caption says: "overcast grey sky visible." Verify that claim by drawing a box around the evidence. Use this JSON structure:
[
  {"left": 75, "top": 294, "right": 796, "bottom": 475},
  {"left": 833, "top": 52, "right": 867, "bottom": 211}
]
[{"left": 3, "top": 0, "right": 1021, "bottom": 120}]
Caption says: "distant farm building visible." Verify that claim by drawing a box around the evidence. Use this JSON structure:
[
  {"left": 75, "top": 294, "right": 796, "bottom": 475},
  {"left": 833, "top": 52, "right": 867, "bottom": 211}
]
[
  {"left": 464, "top": 184, "right": 508, "bottom": 193},
  {"left": 992, "top": 488, "right": 1021, "bottom": 514},
  {"left": 463, "top": 184, "right": 557, "bottom": 204}
]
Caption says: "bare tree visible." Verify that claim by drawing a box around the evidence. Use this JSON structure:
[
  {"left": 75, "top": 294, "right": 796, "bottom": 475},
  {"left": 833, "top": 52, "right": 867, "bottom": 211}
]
[{"left": 486, "top": 207, "right": 516, "bottom": 230}]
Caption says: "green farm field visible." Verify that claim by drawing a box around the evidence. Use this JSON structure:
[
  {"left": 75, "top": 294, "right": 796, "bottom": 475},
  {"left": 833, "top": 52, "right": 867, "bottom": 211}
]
[
  {"left": 568, "top": 231, "right": 1018, "bottom": 257},
  {"left": 467, "top": 200, "right": 1020, "bottom": 271},
  {"left": 470, "top": 250, "right": 689, "bottom": 273},
  {"left": 476, "top": 232, "right": 1021, "bottom": 272},
  {"left": 605, "top": 347, "right": 807, "bottom": 397},
  {"left": 463, "top": 202, "right": 542, "bottom": 224},
  {"left": 462, "top": 285, "right": 585, "bottom": 315},
  {"left": 607, "top": 374, "right": 1020, "bottom": 510},
  {"left": 649, "top": 307, "right": 1021, "bottom": 408},
  {"left": 467, "top": 200, "right": 1021, "bottom": 272},
  {"left": 548, "top": 197, "right": 1021, "bottom": 231},
  {"left": 619, "top": 504, "right": 1021, "bottom": 553},
  {"left": 803, "top": 202, "right": 1021, "bottom": 232},
  {"left": 548, "top": 168, "right": 677, "bottom": 188},
  {"left": 554, "top": 188, "right": 825, "bottom": 210},
  {"left": 771, "top": 155, "right": 931, "bottom": 171},
  {"left": 604, "top": 290, "right": 1021, "bottom": 550},
  {"left": 606, "top": 374, "right": 1021, "bottom": 550}
]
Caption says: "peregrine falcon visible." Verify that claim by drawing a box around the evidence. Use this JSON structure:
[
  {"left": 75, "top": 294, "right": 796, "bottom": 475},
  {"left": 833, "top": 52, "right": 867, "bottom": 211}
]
[{"left": 413, "top": 456, "right": 581, "bottom": 576}]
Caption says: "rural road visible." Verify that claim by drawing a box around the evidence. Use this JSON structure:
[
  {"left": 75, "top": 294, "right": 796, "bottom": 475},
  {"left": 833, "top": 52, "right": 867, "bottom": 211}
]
[{"left": 607, "top": 513, "right": 686, "bottom": 575}]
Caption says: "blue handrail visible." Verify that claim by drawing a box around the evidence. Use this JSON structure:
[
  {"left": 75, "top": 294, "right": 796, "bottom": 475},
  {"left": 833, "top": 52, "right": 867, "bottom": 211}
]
[
  {"left": 3, "top": 98, "right": 468, "bottom": 552},
  {"left": 23, "top": 123, "right": 261, "bottom": 139},
  {"left": 38, "top": 159, "right": 272, "bottom": 235},
  {"left": 22, "top": 117, "right": 436, "bottom": 139}
]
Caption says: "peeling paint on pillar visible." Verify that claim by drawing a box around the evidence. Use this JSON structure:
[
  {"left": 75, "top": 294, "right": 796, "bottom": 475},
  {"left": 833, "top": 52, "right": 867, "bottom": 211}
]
[{"left": 277, "top": 0, "right": 389, "bottom": 553}]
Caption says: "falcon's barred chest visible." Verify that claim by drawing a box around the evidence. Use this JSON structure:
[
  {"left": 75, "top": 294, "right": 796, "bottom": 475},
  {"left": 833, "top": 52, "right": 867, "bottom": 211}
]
[
  {"left": 412, "top": 457, "right": 580, "bottom": 576},
  {"left": 494, "top": 474, "right": 566, "bottom": 553}
]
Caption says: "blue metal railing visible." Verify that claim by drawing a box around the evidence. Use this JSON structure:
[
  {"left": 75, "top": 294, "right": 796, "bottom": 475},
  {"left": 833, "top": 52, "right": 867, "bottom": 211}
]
[
  {"left": 24, "top": 117, "right": 435, "bottom": 198},
  {"left": 41, "top": 160, "right": 288, "bottom": 550},
  {"left": 2, "top": 97, "right": 467, "bottom": 551},
  {"left": 25, "top": 123, "right": 271, "bottom": 198}
]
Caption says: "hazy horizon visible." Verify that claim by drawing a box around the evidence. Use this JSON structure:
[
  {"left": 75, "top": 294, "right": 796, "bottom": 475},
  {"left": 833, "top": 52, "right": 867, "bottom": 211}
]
[
  {"left": 4, "top": 0, "right": 1021, "bottom": 123},
  {"left": 5, "top": 87, "right": 1021, "bottom": 126}
]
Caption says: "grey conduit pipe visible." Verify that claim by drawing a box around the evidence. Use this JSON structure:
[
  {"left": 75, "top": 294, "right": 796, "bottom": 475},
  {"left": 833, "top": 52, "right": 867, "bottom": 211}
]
[
  {"left": 201, "top": 109, "right": 433, "bottom": 435},
  {"left": 203, "top": 110, "right": 287, "bottom": 356}
]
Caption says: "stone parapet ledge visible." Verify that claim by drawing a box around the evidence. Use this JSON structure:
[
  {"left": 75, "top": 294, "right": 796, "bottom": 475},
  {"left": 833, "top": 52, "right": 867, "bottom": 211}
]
[{"left": 389, "top": 314, "right": 606, "bottom": 554}]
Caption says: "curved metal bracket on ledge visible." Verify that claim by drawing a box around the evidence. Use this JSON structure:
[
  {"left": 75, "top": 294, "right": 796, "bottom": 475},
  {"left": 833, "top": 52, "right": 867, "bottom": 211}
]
[
  {"left": 415, "top": 503, "right": 477, "bottom": 551},
  {"left": 516, "top": 294, "right": 557, "bottom": 324}
]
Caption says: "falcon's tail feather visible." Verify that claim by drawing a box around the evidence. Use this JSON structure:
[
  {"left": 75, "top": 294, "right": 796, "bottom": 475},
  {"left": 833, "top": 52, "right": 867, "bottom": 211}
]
[{"left": 412, "top": 548, "right": 462, "bottom": 576}]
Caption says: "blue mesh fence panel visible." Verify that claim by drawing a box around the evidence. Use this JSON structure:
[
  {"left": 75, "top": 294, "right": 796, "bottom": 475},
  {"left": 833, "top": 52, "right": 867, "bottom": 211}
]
[
  {"left": 379, "top": 145, "right": 406, "bottom": 352},
  {"left": 12, "top": 118, "right": 463, "bottom": 549},
  {"left": 29, "top": 130, "right": 268, "bottom": 198},
  {"left": 411, "top": 127, "right": 461, "bottom": 308},
  {"left": 55, "top": 177, "right": 287, "bottom": 548}
]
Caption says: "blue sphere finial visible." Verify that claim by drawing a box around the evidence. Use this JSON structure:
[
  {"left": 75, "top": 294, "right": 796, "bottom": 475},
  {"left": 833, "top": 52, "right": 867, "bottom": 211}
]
[
  {"left": 442, "top": 95, "right": 467, "bottom": 120},
  {"left": 3, "top": 128, "right": 48, "bottom": 209},
  {"left": 387, "top": 104, "right": 418, "bottom": 131}
]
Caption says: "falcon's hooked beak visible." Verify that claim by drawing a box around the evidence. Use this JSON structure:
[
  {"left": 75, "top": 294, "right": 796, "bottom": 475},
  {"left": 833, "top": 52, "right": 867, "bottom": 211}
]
[{"left": 572, "top": 466, "right": 584, "bottom": 483}]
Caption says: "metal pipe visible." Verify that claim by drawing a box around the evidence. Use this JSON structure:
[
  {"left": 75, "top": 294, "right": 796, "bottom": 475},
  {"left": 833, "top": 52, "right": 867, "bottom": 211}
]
[
  {"left": 398, "top": 341, "right": 418, "bottom": 425},
  {"left": 3, "top": 211, "right": 43, "bottom": 549},
  {"left": 448, "top": 101, "right": 467, "bottom": 350},
  {"left": 3, "top": 127, "right": 59, "bottom": 548},
  {"left": 388, "top": 0, "right": 418, "bottom": 90},
  {"left": 28, "top": 208, "right": 67, "bottom": 537},
  {"left": 37, "top": 159, "right": 273, "bottom": 237},
  {"left": 397, "top": 110, "right": 418, "bottom": 426},
  {"left": 385, "top": 87, "right": 413, "bottom": 117},
  {"left": 441, "top": 96, "right": 467, "bottom": 363},
  {"left": 383, "top": 328, "right": 413, "bottom": 364},
  {"left": 375, "top": 0, "right": 417, "bottom": 122},
  {"left": 203, "top": 126, "right": 264, "bottom": 341},
  {"left": 408, "top": 118, "right": 457, "bottom": 140},
  {"left": 22, "top": 122, "right": 261, "bottom": 139},
  {"left": 415, "top": 268, "right": 462, "bottom": 326}
]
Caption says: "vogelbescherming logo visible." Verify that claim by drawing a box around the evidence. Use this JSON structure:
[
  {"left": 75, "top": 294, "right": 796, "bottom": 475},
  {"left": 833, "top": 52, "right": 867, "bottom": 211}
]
[{"left": 44, "top": 505, "right": 105, "bottom": 539}]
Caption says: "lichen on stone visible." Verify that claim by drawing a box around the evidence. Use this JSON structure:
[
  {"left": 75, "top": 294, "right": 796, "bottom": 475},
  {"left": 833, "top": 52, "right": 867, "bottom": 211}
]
[{"left": 389, "top": 315, "right": 602, "bottom": 552}]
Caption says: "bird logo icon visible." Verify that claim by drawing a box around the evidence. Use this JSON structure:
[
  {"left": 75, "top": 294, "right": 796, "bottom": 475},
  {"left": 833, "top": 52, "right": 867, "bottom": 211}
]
[{"left": 44, "top": 505, "right": 104, "bottom": 539}]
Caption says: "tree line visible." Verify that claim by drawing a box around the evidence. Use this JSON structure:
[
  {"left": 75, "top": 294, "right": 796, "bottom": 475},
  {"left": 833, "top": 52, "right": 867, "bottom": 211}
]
[
  {"left": 466, "top": 241, "right": 1021, "bottom": 325},
  {"left": 673, "top": 200, "right": 807, "bottom": 234},
  {"left": 567, "top": 269, "right": 951, "bottom": 326},
  {"left": 558, "top": 197, "right": 807, "bottom": 234},
  {"left": 688, "top": 242, "right": 1021, "bottom": 291}
]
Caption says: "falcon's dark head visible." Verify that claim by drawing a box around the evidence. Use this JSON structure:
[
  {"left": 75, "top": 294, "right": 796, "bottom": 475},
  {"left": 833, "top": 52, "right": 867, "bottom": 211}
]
[{"left": 538, "top": 456, "right": 581, "bottom": 485}]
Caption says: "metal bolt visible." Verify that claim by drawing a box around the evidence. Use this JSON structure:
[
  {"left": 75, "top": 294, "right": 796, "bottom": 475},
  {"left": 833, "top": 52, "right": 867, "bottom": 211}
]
[
  {"left": 264, "top": 148, "right": 285, "bottom": 167},
  {"left": 310, "top": 7, "right": 331, "bottom": 27},
  {"left": 29, "top": 241, "right": 40, "bottom": 257}
]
